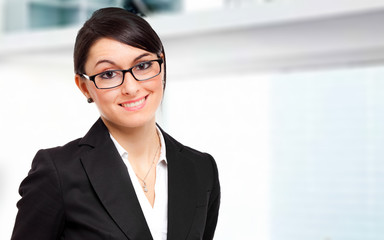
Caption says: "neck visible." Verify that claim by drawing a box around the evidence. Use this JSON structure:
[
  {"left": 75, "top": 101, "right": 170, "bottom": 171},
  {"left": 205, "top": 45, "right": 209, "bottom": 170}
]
[{"left": 102, "top": 118, "right": 160, "bottom": 164}]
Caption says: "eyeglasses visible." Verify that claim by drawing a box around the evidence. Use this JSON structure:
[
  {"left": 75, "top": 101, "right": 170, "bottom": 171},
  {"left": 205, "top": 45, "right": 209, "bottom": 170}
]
[{"left": 81, "top": 58, "right": 163, "bottom": 89}]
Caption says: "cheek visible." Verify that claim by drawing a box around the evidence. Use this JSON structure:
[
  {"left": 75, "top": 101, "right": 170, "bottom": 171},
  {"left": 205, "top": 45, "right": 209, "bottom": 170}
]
[
  {"left": 145, "top": 77, "right": 164, "bottom": 94},
  {"left": 154, "top": 80, "right": 164, "bottom": 99},
  {"left": 92, "top": 89, "right": 116, "bottom": 107}
]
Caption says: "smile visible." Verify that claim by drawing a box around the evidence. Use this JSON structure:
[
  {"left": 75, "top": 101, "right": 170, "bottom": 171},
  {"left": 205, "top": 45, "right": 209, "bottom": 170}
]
[{"left": 120, "top": 96, "right": 147, "bottom": 111}]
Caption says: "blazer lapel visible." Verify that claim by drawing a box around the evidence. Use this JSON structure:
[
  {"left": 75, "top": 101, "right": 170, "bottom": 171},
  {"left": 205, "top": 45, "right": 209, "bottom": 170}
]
[
  {"left": 162, "top": 130, "right": 199, "bottom": 240},
  {"left": 79, "top": 119, "right": 152, "bottom": 240}
]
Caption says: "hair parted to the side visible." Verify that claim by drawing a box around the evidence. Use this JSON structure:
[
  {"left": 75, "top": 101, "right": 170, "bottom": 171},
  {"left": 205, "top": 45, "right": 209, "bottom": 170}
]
[{"left": 74, "top": 7, "right": 166, "bottom": 88}]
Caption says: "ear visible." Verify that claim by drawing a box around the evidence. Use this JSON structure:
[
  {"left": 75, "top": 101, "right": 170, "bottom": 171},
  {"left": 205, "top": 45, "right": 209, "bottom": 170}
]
[
  {"left": 75, "top": 74, "right": 91, "bottom": 99},
  {"left": 159, "top": 54, "right": 166, "bottom": 89}
]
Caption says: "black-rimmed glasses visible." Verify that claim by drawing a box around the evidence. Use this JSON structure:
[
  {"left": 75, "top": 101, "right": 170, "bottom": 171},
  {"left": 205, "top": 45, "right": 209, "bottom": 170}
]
[{"left": 81, "top": 58, "right": 163, "bottom": 89}]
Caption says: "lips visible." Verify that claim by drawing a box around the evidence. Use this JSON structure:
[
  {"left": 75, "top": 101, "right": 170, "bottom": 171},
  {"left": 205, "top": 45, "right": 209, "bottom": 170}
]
[{"left": 120, "top": 96, "right": 147, "bottom": 110}]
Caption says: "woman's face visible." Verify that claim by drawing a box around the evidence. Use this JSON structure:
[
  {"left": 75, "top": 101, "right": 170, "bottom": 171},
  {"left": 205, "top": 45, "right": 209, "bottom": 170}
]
[{"left": 76, "top": 38, "right": 164, "bottom": 130}]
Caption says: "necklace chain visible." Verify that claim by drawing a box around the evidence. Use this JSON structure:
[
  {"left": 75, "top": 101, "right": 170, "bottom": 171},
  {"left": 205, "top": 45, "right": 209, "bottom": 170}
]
[{"left": 135, "top": 136, "right": 160, "bottom": 193}]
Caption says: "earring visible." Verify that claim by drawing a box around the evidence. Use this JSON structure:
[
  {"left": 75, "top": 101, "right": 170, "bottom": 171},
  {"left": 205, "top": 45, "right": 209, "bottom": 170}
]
[{"left": 87, "top": 98, "right": 93, "bottom": 103}]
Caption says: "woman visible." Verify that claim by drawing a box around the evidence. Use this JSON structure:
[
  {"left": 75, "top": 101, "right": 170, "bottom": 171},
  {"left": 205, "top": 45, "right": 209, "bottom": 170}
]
[{"left": 11, "top": 7, "right": 220, "bottom": 240}]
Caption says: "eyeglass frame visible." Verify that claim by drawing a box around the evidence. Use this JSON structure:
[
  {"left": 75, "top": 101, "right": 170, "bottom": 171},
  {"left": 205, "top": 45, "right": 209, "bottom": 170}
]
[{"left": 80, "top": 58, "right": 164, "bottom": 89}]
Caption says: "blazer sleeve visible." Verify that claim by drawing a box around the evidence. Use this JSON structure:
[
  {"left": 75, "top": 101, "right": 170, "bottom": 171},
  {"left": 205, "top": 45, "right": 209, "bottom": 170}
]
[
  {"left": 11, "top": 150, "right": 65, "bottom": 240},
  {"left": 203, "top": 154, "right": 221, "bottom": 240}
]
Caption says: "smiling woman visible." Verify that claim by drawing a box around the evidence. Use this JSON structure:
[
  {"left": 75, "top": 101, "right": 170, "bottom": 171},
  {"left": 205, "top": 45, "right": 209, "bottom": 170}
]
[
  {"left": 11, "top": 7, "right": 220, "bottom": 240},
  {"left": 76, "top": 38, "right": 165, "bottom": 131}
]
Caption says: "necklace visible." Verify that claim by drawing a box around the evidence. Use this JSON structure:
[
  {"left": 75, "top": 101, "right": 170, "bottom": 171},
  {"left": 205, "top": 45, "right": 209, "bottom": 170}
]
[{"left": 136, "top": 143, "right": 160, "bottom": 193}]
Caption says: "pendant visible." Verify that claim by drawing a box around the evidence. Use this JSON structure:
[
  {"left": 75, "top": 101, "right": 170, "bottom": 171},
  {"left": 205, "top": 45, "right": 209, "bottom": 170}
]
[{"left": 143, "top": 182, "right": 148, "bottom": 193}]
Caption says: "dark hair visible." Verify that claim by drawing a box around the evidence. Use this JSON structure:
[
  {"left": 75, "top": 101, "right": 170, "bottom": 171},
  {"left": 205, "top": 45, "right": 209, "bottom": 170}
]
[{"left": 74, "top": 7, "right": 166, "bottom": 88}]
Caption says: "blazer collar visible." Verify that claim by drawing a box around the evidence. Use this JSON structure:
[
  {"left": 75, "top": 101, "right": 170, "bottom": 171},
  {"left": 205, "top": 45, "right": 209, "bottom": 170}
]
[
  {"left": 78, "top": 118, "right": 109, "bottom": 148},
  {"left": 78, "top": 118, "right": 152, "bottom": 240},
  {"left": 79, "top": 119, "right": 199, "bottom": 240}
]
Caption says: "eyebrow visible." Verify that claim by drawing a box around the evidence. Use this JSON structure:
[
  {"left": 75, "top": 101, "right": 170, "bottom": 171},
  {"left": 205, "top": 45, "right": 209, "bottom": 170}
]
[{"left": 94, "top": 53, "right": 152, "bottom": 68}]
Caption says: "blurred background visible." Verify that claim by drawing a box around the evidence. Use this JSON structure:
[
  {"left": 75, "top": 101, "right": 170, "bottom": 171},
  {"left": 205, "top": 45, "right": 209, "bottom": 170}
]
[{"left": 1, "top": 0, "right": 384, "bottom": 239}]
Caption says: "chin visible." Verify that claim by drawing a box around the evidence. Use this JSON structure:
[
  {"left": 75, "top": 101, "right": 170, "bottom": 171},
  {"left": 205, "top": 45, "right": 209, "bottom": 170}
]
[{"left": 108, "top": 115, "right": 156, "bottom": 129}]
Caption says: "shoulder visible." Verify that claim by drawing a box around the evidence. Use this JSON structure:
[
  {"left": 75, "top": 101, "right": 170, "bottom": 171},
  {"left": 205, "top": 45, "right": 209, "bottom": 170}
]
[
  {"left": 45, "top": 137, "right": 82, "bottom": 152},
  {"left": 182, "top": 144, "right": 216, "bottom": 167},
  {"left": 37, "top": 138, "right": 84, "bottom": 160},
  {"left": 30, "top": 137, "right": 91, "bottom": 175},
  {"left": 37, "top": 118, "right": 107, "bottom": 162},
  {"left": 160, "top": 127, "right": 218, "bottom": 174},
  {"left": 161, "top": 128, "right": 211, "bottom": 158}
]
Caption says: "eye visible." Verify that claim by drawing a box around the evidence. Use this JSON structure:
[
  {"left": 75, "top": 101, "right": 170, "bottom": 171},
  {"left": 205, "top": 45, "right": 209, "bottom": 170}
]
[
  {"left": 135, "top": 61, "right": 153, "bottom": 71},
  {"left": 98, "top": 71, "right": 118, "bottom": 80}
]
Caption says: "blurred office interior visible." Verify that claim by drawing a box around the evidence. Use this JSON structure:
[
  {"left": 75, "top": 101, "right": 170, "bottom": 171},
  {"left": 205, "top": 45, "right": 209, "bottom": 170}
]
[{"left": 1, "top": 0, "right": 384, "bottom": 239}]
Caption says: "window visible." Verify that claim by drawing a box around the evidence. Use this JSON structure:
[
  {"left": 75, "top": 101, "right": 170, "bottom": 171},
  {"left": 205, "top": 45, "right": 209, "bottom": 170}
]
[
  {"left": 3, "top": 0, "right": 181, "bottom": 32},
  {"left": 270, "top": 66, "right": 384, "bottom": 240}
]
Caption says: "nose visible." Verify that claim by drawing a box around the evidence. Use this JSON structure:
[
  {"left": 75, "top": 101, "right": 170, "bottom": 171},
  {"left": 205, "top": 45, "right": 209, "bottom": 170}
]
[{"left": 121, "top": 72, "right": 140, "bottom": 96}]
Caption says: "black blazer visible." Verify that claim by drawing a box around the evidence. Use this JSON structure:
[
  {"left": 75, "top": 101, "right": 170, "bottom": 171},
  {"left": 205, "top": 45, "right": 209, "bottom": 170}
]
[{"left": 11, "top": 119, "right": 220, "bottom": 240}]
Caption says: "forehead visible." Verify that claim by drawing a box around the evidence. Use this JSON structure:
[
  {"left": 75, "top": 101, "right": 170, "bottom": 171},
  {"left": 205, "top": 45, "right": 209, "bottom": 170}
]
[{"left": 86, "top": 38, "right": 155, "bottom": 65}]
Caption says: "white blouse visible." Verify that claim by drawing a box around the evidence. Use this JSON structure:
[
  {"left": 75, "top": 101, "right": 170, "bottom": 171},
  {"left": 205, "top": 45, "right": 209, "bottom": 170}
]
[{"left": 110, "top": 128, "right": 168, "bottom": 240}]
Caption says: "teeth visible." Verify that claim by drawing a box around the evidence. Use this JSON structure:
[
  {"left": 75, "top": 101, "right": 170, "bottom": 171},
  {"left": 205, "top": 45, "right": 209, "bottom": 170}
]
[{"left": 122, "top": 98, "right": 145, "bottom": 108}]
